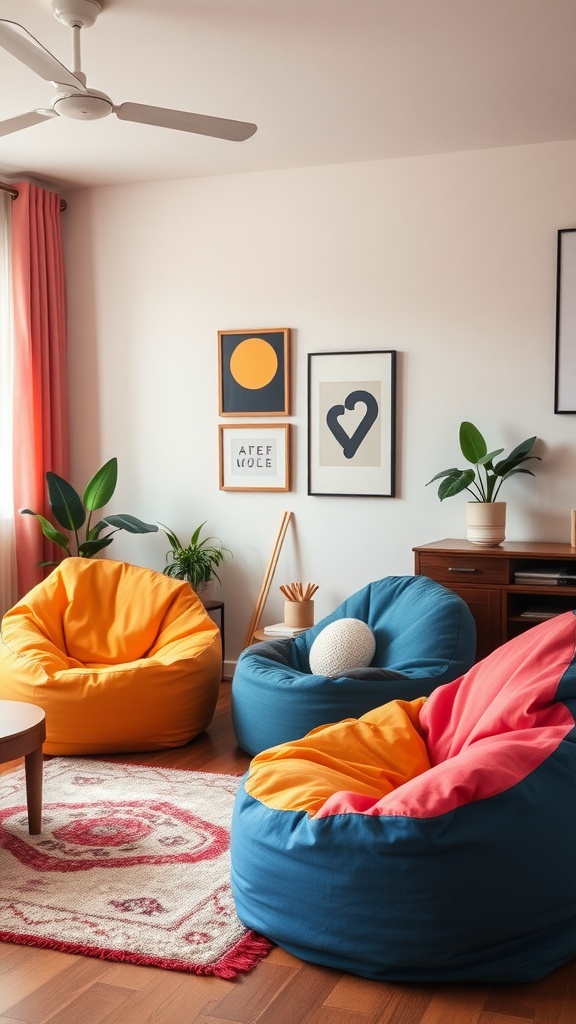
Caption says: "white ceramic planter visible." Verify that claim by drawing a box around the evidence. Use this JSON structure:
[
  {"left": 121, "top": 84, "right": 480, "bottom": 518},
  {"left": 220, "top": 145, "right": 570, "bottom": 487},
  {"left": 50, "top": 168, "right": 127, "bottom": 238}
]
[{"left": 466, "top": 501, "right": 506, "bottom": 547}]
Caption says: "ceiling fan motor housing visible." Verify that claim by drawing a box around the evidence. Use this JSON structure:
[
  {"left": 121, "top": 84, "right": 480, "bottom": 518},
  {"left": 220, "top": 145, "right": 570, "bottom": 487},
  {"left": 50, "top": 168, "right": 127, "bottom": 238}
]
[
  {"left": 51, "top": 0, "right": 102, "bottom": 29},
  {"left": 53, "top": 92, "right": 111, "bottom": 119}
]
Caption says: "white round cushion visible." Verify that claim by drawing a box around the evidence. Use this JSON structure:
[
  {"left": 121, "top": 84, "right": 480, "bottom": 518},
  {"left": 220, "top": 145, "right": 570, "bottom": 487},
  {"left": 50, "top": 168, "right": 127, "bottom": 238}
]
[{"left": 309, "top": 618, "right": 376, "bottom": 678}]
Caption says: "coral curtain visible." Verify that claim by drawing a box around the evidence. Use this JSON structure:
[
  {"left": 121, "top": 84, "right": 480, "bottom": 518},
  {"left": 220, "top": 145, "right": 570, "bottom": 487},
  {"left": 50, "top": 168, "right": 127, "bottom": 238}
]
[
  {"left": 12, "top": 182, "right": 70, "bottom": 597},
  {"left": 0, "top": 191, "right": 17, "bottom": 614}
]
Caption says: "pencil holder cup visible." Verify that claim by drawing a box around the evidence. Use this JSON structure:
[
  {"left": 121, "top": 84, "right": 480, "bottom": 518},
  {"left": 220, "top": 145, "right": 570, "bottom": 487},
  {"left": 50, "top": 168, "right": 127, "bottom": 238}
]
[{"left": 284, "top": 600, "right": 314, "bottom": 629}]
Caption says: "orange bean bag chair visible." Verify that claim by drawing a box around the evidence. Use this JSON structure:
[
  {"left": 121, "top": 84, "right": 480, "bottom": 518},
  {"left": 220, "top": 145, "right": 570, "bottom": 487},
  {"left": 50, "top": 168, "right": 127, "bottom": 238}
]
[{"left": 0, "top": 558, "right": 222, "bottom": 754}]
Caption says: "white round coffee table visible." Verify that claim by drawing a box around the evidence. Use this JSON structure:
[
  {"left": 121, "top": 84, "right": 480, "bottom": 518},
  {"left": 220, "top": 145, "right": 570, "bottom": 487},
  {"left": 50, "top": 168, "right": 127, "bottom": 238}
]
[{"left": 0, "top": 700, "right": 46, "bottom": 834}]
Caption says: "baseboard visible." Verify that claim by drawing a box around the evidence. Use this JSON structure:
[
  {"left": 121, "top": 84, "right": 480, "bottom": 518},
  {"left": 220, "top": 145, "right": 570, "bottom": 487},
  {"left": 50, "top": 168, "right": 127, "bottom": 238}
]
[{"left": 222, "top": 659, "right": 236, "bottom": 681}]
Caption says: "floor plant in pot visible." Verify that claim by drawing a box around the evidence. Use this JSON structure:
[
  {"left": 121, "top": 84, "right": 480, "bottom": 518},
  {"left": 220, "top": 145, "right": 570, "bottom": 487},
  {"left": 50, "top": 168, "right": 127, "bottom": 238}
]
[
  {"left": 21, "top": 457, "right": 158, "bottom": 564},
  {"left": 159, "top": 522, "right": 231, "bottom": 602},
  {"left": 426, "top": 421, "right": 541, "bottom": 547}
]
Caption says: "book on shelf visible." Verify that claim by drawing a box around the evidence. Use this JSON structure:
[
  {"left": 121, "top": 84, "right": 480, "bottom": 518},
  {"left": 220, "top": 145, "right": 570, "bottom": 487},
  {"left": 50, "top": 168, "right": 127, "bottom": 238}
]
[
  {"left": 519, "top": 608, "right": 563, "bottom": 620},
  {"left": 263, "top": 622, "right": 308, "bottom": 636},
  {"left": 514, "top": 567, "right": 576, "bottom": 585}
]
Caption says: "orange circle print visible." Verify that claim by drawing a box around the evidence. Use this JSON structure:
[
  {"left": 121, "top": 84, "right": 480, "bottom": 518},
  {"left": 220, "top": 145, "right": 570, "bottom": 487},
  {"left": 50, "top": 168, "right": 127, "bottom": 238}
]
[{"left": 229, "top": 337, "right": 278, "bottom": 390}]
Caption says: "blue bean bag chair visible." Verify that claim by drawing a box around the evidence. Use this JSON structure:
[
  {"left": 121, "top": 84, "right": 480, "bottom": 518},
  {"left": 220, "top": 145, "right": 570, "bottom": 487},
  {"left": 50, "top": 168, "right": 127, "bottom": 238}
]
[
  {"left": 231, "top": 610, "right": 576, "bottom": 983},
  {"left": 232, "top": 575, "right": 476, "bottom": 755}
]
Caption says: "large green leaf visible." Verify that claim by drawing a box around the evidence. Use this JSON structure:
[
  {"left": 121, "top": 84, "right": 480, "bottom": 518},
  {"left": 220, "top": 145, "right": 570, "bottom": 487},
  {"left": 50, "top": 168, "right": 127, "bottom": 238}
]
[
  {"left": 46, "top": 473, "right": 85, "bottom": 531},
  {"left": 20, "top": 510, "right": 70, "bottom": 553},
  {"left": 86, "top": 519, "right": 109, "bottom": 540},
  {"left": 459, "top": 422, "right": 487, "bottom": 464},
  {"left": 83, "top": 458, "right": 118, "bottom": 511},
  {"left": 102, "top": 514, "right": 158, "bottom": 534},
  {"left": 78, "top": 536, "right": 115, "bottom": 557},
  {"left": 477, "top": 448, "right": 504, "bottom": 467},
  {"left": 505, "top": 436, "right": 538, "bottom": 462},
  {"left": 499, "top": 467, "right": 536, "bottom": 481},
  {"left": 437, "top": 469, "right": 475, "bottom": 500},
  {"left": 426, "top": 468, "right": 461, "bottom": 486}
]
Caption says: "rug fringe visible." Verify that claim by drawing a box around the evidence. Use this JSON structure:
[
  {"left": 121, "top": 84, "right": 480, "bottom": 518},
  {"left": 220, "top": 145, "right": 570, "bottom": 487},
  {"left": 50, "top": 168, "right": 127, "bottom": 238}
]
[
  {"left": 210, "top": 930, "right": 275, "bottom": 979},
  {"left": 0, "top": 928, "right": 273, "bottom": 980}
]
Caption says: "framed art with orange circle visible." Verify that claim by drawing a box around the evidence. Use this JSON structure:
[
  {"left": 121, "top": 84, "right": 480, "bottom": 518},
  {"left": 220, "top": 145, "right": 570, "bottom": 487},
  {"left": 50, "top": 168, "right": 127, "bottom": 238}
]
[{"left": 218, "top": 328, "right": 290, "bottom": 416}]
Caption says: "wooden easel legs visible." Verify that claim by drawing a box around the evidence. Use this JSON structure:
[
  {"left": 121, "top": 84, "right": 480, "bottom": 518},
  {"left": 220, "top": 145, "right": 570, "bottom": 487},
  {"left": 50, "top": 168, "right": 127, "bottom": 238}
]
[{"left": 243, "top": 510, "right": 292, "bottom": 648}]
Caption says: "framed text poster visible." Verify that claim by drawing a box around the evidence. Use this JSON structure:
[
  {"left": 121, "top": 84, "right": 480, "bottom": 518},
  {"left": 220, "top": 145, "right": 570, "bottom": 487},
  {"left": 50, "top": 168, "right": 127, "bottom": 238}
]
[{"left": 219, "top": 423, "right": 291, "bottom": 491}]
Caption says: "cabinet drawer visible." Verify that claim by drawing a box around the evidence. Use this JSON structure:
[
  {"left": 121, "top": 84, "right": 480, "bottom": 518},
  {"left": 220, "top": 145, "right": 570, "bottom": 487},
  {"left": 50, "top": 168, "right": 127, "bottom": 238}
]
[{"left": 417, "top": 553, "right": 508, "bottom": 586}]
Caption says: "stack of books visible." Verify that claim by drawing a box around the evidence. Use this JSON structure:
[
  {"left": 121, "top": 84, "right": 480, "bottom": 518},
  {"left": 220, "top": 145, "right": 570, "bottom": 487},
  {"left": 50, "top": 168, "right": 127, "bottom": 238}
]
[
  {"left": 514, "top": 567, "right": 576, "bottom": 586},
  {"left": 263, "top": 622, "right": 308, "bottom": 637}
]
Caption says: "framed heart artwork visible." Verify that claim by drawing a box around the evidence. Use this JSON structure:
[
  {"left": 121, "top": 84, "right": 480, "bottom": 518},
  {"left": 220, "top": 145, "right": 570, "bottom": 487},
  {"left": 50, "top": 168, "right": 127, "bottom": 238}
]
[
  {"left": 554, "top": 229, "right": 576, "bottom": 413},
  {"left": 307, "top": 350, "right": 396, "bottom": 497}
]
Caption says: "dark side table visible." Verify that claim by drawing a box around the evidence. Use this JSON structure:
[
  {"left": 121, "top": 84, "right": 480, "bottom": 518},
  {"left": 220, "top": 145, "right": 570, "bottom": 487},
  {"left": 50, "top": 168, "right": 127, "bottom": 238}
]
[
  {"left": 0, "top": 699, "right": 46, "bottom": 834},
  {"left": 204, "top": 600, "right": 225, "bottom": 661}
]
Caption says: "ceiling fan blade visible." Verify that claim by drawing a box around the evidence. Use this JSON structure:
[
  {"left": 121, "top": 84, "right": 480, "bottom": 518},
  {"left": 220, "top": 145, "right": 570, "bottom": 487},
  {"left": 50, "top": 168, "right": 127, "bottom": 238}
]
[
  {"left": 0, "top": 108, "right": 58, "bottom": 138},
  {"left": 0, "top": 19, "right": 85, "bottom": 92},
  {"left": 115, "top": 102, "right": 257, "bottom": 142}
]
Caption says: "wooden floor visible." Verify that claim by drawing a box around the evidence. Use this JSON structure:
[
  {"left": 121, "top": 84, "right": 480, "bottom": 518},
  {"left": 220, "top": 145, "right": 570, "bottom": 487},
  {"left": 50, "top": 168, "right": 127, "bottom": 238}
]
[{"left": 1, "top": 681, "right": 576, "bottom": 1024}]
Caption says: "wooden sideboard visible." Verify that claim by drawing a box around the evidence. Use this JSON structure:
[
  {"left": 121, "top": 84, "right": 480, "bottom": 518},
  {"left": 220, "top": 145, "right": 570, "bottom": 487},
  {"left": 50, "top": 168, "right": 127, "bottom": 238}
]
[{"left": 413, "top": 539, "right": 576, "bottom": 661}]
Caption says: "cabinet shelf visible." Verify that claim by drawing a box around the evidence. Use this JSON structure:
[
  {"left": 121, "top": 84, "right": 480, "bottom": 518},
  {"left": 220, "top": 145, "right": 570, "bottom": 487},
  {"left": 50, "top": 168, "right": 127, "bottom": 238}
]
[
  {"left": 413, "top": 539, "right": 576, "bottom": 661},
  {"left": 506, "top": 589, "right": 573, "bottom": 598},
  {"left": 509, "top": 613, "right": 561, "bottom": 623}
]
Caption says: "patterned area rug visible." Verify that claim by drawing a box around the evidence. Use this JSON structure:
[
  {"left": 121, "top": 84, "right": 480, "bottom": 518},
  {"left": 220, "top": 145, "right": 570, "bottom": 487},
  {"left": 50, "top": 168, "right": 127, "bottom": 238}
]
[{"left": 0, "top": 758, "right": 272, "bottom": 977}]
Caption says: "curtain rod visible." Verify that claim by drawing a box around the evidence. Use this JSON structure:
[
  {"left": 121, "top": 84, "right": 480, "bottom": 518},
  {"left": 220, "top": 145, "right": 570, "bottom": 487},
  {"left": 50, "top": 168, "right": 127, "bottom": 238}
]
[{"left": 0, "top": 180, "right": 67, "bottom": 211}]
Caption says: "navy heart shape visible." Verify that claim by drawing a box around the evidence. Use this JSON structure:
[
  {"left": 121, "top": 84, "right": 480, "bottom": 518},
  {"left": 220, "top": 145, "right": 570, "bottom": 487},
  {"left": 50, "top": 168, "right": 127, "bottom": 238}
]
[{"left": 326, "top": 390, "right": 379, "bottom": 459}]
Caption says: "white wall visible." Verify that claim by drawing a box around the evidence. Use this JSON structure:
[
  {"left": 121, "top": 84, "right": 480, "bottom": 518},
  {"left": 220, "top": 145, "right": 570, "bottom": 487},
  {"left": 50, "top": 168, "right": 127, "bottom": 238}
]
[{"left": 62, "top": 139, "right": 576, "bottom": 673}]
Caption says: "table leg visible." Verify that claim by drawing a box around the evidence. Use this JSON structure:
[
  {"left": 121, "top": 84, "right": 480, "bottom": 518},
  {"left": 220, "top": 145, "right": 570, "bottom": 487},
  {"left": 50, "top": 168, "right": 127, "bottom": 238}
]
[{"left": 24, "top": 745, "right": 44, "bottom": 835}]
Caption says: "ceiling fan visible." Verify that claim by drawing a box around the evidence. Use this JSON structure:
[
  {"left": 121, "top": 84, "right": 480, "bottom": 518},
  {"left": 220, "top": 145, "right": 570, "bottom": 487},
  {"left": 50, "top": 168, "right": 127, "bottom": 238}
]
[{"left": 0, "top": 0, "right": 257, "bottom": 141}]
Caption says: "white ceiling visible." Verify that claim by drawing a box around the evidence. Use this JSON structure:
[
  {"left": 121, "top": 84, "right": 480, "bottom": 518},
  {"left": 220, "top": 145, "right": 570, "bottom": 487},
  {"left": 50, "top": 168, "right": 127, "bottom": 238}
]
[{"left": 0, "top": 0, "right": 576, "bottom": 191}]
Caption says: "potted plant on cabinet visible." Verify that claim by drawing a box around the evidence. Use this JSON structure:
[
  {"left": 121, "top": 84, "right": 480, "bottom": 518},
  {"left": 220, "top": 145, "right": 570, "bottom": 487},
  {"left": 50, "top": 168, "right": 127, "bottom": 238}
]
[
  {"left": 158, "top": 522, "right": 231, "bottom": 602},
  {"left": 426, "top": 421, "right": 541, "bottom": 547}
]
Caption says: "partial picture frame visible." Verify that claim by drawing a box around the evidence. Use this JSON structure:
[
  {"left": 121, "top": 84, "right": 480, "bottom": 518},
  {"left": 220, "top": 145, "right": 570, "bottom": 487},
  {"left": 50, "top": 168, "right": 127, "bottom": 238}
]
[
  {"left": 307, "top": 349, "right": 396, "bottom": 497},
  {"left": 554, "top": 229, "right": 576, "bottom": 413},
  {"left": 219, "top": 423, "right": 291, "bottom": 492},
  {"left": 218, "top": 328, "right": 290, "bottom": 416}
]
